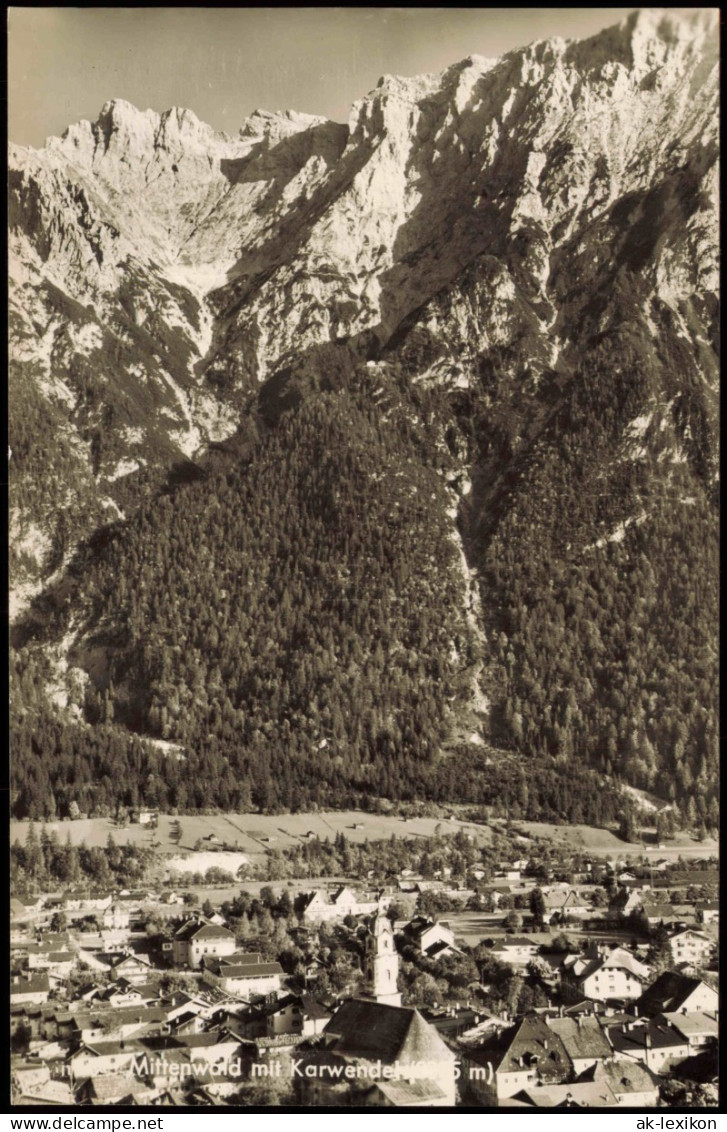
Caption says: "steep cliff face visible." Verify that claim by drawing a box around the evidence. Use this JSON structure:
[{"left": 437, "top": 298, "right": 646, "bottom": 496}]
[{"left": 9, "top": 10, "right": 719, "bottom": 822}]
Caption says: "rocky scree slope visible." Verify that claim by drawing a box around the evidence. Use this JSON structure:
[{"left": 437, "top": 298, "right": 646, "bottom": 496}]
[{"left": 8, "top": 9, "right": 719, "bottom": 823}]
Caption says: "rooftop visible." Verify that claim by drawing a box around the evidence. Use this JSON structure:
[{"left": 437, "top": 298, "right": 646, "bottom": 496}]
[
  {"left": 547, "top": 1016, "right": 612, "bottom": 1061},
  {"left": 587, "top": 1059, "right": 660, "bottom": 1095},
  {"left": 204, "top": 957, "right": 283, "bottom": 978},
  {"left": 324, "top": 998, "right": 453, "bottom": 1065},
  {"left": 608, "top": 1022, "right": 689, "bottom": 1055},
  {"left": 11, "top": 973, "right": 50, "bottom": 995},
  {"left": 518, "top": 1080, "right": 618, "bottom": 1107},
  {"left": 373, "top": 1077, "right": 447, "bottom": 1105},
  {"left": 660, "top": 1011, "right": 718, "bottom": 1040},
  {"left": 174, "top": 920, "right": 234, "bottom": 942},
  {"left": 636, "top": 971, "right": 716, "bottom": 1016},
  {"left": 469, "top": 1016, "right": 570, "bottom": 1079}
]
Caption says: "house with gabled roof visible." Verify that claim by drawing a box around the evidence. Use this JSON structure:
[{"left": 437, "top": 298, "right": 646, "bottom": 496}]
[
  {"left": 64, "top": 890, "right": 113, "bottom": 912},
  {"left": 10, "top": 895, "right": 45, "bottom": 919},
  {"left": 514, "top": 1080, "right": 619, "bottom": 1107},
  {"left": 27, "top": 945, "right": 76, "bottom": 977},
  {"left": 639, "top": 902, "right": 677, "bottom": 929},
  {"left": 172, "top": 919, "right": 236, "bottom": 968},
  {"left": 300, "top": 886, "right": 381, "bottom": 923},
  {"left": 35, "top": 931, "right": 72, "bottom": 950},
  {"left": 130, "top": 808, "right": 158, "bottom": 825},
  {"left": 10, "top": 972, "right": 50, "bottom": 1006},
  {"left": 489, "top": 937, "right": 540, "bottom": 969},
  {"left": 201, "top": 952, "right": 283, "bottom": 998},
  {"left": 74, "top": 1075, "right": 156, "bottom": 1106},
  {"left": 9, "top": 896, "right": 29, "bottom": 923},
  {"left": 107, "top": 950, "right": 154, "bottom": 984},
  {"left": 607, "top": 1019, "right": 691, "bottom": 1074},
  {"left": 102, "top": 901, "right": 133, "bottom": 930},
  {"left": 545, "top": 1014, "right": 612, "bottom": 1074},
  {"left": 542, "top": 888, "right": 590, "bottom": 923},
  {"left": 423, "top": 1005, "right": 485, "bottom": 1041},
  {"left": 580, "top": 1060, "right": 659, "bottom": 1107},
  {"left": 97, "top": 979, "right": 158, "bottom": 1008},
  {"left": 633, "top": 972, "right": 718, "bottom": 1018},
  {"left": 264, "top": 992, "right": 331, "bottom": 1038},
  {"left": 668, "top": 928, "right": 715, "bottom": 970},
  {"left": 11, "top": 1062, "right": 51, "bottom": 1099},
  {"left": 402, "top": 916, "right": 459, "bottom": 958},
  {"left": 669, "top": 904, "right": 699, "bottom": 928},
  {"left": 13, "top": 1076, "right": 75, "bottom": 1107},
  {"left": 659, "top": 1011, "right": 718, "bottom": 1055},
  {"left": 68, "top": 1004, "right": 172, "bottom": 1043},
  {"left": 68, "top": 1038, "right": 145, "bottom": 1079},
  {"left": 563, "top": 947, "right": 649, "bottom": 1003},
  {"left": 93, "top": 950, "right": 152, "bottom": 987},
  {"left": 463, "top": 1015, "right": 571, "bottom": 1105},
  {"left": 163, "top": 1007, "right": 203, "bottom": 1036},
  {"left": 612, "top": 887, "right": 645, "bottom": 916},
  {"left": 135, "top": 1029, "right": 242, "bottom": 1069}
]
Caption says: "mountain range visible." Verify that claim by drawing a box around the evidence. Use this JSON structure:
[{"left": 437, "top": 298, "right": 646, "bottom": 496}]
[{"left": 9, "top": 9, "right": 719, "bottom": 828}]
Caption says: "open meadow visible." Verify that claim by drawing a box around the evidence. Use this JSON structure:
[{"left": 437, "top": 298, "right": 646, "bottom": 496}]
[
  {"left": 513, "top": 821, "right": 717, "bottom": 859},
  {"left": 10, "top": 810, "right": 715, "bottom": 869},
  {"left": 9, "top": 809, "right": 494, "bottom": 861}
]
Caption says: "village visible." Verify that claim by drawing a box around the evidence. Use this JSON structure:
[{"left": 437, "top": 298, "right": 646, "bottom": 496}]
[{"left": 10, "top": 817, "right": 719, "bottom": 1109}]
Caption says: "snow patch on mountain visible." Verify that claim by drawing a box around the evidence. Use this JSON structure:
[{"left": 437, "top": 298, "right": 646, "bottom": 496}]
[
  {"left": 164, "top": 262, "right": 230, "bottom": 296},
  {"left": 13, "top": 522, "right": 52, "bottom": 567},
  {"left": 584, "top": 511, "right": 648, "bottom": 552},
  {"left": 626, "top": 413, "right": 653, "bottom": 438},
  {"left": 106, "top": 458, "right": 144, "bottom": 483},
  {"left": 68, "top": 322, "right": 104, "bottom": 355}
]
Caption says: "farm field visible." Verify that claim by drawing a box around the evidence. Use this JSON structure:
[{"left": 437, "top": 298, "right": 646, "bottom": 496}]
[
  {"left": 513, "top": 822, "right": 718, "bottom": 859},
  {"left": 9, "top": 809, "right": 494, "bottom": 859},
  {"left": 182, "top": 876, "right": 356, "bottom": 906},
  {"left": 10, "top": 811, "right": 716, "bottom": 863},
  {"left": 444, "top": 912, "right": 651, "bottom": 948}
]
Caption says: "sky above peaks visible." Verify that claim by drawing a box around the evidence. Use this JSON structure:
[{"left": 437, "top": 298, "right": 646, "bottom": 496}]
[{"left": 8, "top": 6, "right": 674, "bottom": 147}]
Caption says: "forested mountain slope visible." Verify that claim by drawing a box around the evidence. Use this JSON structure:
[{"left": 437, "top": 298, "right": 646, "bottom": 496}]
[{"left": 9, "top": 10, "right": 719, "bottom": 828}]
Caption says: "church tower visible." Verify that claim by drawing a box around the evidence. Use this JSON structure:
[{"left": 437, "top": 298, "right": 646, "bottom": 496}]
[{"left": 365, "top": 911, "right": 402, "bottom": 1007}]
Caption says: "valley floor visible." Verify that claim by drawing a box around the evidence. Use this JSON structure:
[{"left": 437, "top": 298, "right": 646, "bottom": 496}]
[
  {"left": 10, "top": 810, "right": 717, "bottom": 862},
  {"left": 9, "top": 809, "right": 493, "bottom": 860}
]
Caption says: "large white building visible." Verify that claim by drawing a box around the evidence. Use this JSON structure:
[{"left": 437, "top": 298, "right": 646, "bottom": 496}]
[
  {"left": 201, "top": 952, "right": 283, "bottom": 998},
  {"left": 563, "top": 947, "right": 650, "bottom": 1002},
  {"left": 301, "top": 886, "right": 384, "bottom": 923},
  {"left": 668, "top": 929, "right": 714, "bottom": 969},
  {"left": 403, "top": 917, "right": 458, "bottom": 958},
  {"left": 172, "top": 919, "right": 236, "bottom": 968}
]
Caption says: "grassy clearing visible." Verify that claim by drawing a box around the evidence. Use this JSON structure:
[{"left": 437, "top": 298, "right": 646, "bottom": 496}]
[
  {"left": 515, "top": 822, "right": 627, "bottom": 850},
  {"left": 515, "top": 821, "right": 717, "bottom": 858},
  {"left": 9, "top": 809, "right": 494, "bottom": 858},
  {"left": 11, "top": 811, "right": 714, "bottom": 862}
]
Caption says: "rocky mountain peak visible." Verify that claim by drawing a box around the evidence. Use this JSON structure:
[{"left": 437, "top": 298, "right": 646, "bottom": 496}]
[{"left": 240, "top": 107, "right": 332, "bottom": 140}]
